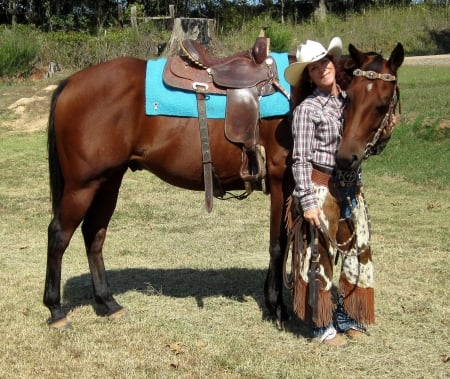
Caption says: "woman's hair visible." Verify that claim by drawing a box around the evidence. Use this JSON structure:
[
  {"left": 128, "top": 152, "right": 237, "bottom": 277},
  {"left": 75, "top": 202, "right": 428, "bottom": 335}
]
[
  {"left": 291, "top": 67, "right": 315, "bottom": 108},
  {"left": 290, "top": 55, "right": 351, "bottom": 108}
]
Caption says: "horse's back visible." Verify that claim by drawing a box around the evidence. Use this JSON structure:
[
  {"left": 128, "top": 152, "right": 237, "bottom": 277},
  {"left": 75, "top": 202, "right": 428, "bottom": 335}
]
[{"left": 58, "top": 57, "right": 147, "bottom": 114}]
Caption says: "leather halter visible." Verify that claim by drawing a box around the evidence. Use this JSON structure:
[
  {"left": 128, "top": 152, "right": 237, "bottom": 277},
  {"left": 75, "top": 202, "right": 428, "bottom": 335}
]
[
  {"left": 353, "top": 68, "right": 396, "bottom": 82},
  {"left": 352, "top": 68, "right": 400, "bottom": 159}
]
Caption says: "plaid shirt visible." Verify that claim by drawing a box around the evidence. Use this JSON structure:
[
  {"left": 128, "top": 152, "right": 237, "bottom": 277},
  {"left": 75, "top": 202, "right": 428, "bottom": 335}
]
[{"left": 292, "top": 87, "right": 347, "bottom": 210}]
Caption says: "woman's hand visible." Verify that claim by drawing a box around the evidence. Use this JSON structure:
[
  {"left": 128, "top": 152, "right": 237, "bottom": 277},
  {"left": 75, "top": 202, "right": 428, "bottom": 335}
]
[{"left": 304, "top": 207, "right": 322, "bottom": 230}]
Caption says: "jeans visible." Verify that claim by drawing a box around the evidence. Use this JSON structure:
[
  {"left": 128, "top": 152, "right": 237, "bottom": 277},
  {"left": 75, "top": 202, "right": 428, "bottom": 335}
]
[{"left": 312, "top": 296, "right": 367, "bottom": 339}]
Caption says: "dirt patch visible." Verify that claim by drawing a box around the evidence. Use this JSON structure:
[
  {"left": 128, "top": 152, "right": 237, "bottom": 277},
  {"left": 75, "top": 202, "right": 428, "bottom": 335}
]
[
  {"left": 0, "top": 84, "right": 57, "bottom": 132},
  {"left": 439, "top": 119, "right": 450, "bottom": 135},
  {"left": 404, "top": 54, "right": 450, "bottom": 66}
]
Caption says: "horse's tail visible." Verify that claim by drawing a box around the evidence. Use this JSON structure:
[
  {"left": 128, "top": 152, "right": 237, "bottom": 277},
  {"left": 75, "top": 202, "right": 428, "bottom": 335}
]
[{"left": 47, "top": 79, "right": 69, "bottom": 215}]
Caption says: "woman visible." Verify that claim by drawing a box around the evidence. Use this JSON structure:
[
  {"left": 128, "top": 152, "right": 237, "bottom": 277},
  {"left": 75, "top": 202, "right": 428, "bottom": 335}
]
[{"left": 284, "top": 38, "right": 376, "bottom": 346}]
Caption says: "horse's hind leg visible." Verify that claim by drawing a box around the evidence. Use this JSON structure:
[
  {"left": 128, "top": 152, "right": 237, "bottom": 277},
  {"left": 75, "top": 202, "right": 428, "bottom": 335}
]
[
  {"left": 45, "top": 218, "right": 72, "bottom": 328},
  {"left": 81, "top": 172, "right": 125, "bottom": 318},
  {"left": 44, "top": 186, "right": 97, "bottom": 328}
]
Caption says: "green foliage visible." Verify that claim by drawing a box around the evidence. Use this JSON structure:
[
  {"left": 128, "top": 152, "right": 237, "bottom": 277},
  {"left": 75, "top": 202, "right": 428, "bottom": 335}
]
[
  {"left": 124, "top": 2, "right": 146, "bottom": 19},
  {"left": 0, "top": 5, "right": 448, "bottom": 77},
  {"left": 267, "top": 5, "right": 447, "bottom": 56},
  {"left": 0, "top": 26, "right": 39, "bottom": 76},
  {"left": 266, "top": 25, "right": 292, "bottom": 52},
  {"left": 38, "top": 24, "right": 170, "bottom": 70},
  {"left": 49, "top": 14, "right": 76, "bottom": 31}
]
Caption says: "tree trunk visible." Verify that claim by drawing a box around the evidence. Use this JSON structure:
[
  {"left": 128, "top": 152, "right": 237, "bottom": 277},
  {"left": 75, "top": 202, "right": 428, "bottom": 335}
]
[
  {"left": 9, "top": 0, "right": 17, "bottom": 25},
  {"left": 314, "top": 0, "right": 327, "bottom": 21},
  {"left": 165, "top": 17, "right": 217, "bottom": 57}
]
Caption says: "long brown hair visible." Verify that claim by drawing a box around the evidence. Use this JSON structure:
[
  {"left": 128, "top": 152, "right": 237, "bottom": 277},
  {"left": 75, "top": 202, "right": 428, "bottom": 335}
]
[{"left": 290, "top": 55, "right": 353, "bottom": 108}]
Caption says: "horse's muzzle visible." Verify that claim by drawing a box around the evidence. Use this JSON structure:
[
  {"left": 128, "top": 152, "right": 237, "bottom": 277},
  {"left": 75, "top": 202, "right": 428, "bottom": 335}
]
[{"left": 336, "top": 152, "right": 362, "bottom": 171}]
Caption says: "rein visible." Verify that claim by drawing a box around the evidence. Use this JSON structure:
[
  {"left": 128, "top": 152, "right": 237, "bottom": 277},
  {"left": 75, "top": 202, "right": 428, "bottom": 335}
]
[{"left": 352, "top": 68, "right": 400, "bottom": 159}]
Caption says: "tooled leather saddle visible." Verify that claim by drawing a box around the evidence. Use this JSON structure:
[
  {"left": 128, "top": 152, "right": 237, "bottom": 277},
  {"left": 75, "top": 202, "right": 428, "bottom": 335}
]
[{"left": 162, "top": 33, "right": 281, "bottom": 210}]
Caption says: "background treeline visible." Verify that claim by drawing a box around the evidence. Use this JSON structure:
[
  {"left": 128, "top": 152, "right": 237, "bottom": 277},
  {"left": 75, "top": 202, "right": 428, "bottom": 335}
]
[
  {"left": 0, "top": 1, "right": 448, "bottom": 77},
  {"left": 1, "top": 1, "right": 449, "bottom": 31}
]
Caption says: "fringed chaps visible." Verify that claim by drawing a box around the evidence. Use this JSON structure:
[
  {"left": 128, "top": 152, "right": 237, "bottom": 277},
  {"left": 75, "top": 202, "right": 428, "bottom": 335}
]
[
  {"left": 339, "top": 277, "right": 375, "bottom": 325},
  {"left": 285, "top": 184, "right": 375, "bottom": 328},
  {"left": 293, "top": 278, "right": 334, "bottom": 328}
]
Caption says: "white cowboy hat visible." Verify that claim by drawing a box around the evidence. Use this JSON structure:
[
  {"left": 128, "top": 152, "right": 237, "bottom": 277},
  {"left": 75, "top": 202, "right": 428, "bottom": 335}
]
[{"left": 284, "top": 37, "right": 343, "bottom": 86}]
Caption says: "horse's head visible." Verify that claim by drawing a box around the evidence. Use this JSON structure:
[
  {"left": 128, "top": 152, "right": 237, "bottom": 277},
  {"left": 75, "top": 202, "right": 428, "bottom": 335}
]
[{"left": 336, "top": 43, "right": 404, "bottom": 171}]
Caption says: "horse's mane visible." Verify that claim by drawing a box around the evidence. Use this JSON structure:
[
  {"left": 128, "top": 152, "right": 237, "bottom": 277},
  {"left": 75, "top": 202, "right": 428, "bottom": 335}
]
[{"left": 335, "top": 55, "right": 354, "bottom": 91}]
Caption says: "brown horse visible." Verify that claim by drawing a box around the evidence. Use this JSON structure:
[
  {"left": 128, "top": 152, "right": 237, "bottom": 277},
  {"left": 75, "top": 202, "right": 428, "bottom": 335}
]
[{"left": 44, "top": 42, "right": 403, "bottom": 330}]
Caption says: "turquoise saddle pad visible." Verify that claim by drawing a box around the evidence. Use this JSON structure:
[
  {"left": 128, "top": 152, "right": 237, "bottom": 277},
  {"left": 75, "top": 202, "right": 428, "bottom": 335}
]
[{"left": 145, "top": 52, "right": 290, "bottom": 119}]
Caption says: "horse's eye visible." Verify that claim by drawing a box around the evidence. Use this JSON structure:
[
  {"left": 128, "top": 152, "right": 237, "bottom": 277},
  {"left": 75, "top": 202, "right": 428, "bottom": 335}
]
[{"left": 376, "top": 104, "right": 389, "bottom": 114}]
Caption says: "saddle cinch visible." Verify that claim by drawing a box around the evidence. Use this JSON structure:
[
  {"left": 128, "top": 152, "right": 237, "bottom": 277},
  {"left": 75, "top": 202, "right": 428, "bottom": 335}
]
[{"left": 162, "top": 34, "right": 280, "bottom": 206}]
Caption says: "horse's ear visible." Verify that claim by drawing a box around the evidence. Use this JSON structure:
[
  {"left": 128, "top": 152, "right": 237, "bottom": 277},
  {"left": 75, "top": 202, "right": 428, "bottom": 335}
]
[
  {"left": 348, "top": 43, "right": 365, "bottom": 67},
  {"left": 388, "top": 43, "right": 404, "bottom": 73}
]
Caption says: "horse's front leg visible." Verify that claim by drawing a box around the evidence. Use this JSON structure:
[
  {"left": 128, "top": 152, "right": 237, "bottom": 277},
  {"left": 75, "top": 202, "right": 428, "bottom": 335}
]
[{"left": 264, "top": 183, "right": 290, "bottom": 327}]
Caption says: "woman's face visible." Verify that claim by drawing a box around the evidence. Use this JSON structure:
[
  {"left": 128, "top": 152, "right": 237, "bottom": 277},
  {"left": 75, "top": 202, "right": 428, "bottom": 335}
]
[{"left": 307, "top": 56, "right": 337, "bottom": 93}]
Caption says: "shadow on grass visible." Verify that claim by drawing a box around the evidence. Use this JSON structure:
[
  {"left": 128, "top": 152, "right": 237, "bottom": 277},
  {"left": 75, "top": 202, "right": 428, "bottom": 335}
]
[{"left": 63, "top": 267, "right": 310, "bottom": 337}]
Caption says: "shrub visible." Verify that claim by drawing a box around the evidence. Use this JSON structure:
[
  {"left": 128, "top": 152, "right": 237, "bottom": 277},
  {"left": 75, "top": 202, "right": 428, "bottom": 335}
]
[
  {"left": 0, "top": 26, "right": 39, "bottom": 77},
  {"left": 266, "top": 25, "right": 292, "bottom": 52}
]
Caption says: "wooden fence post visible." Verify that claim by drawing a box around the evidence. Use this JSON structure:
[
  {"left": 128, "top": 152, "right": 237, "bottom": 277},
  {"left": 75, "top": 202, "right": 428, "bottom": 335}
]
[
  {"left": 165, "top": 17, "right": 216, "bottom": 57},
  {"left": 131, "top": 5, "right": 137, "bottom": 28}
]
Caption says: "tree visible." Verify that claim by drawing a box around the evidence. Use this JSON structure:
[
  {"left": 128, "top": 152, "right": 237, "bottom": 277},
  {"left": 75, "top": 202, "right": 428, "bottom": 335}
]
[{"left": 313, "top": 0, "right": 327, "bottom": 20}]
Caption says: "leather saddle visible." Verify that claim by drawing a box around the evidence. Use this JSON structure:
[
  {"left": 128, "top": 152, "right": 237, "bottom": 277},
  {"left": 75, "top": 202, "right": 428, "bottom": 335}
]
[{"left": 162, "top": 34, "right": 279, "bottom": 191}]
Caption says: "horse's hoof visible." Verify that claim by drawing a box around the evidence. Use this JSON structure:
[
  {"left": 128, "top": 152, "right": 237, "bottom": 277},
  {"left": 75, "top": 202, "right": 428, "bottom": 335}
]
[
  {"left": 275, "top": 319, "right": 285, "bottom": 331},
  {"left": 108, "top": 308, "right": 127, "bottom": 320},
  {"left": 48, "top": 317, "right": 72, "bottom": 330}
]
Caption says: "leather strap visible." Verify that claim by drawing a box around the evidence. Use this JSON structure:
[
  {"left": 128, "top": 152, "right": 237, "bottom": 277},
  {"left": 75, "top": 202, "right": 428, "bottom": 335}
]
[
  {"left": 196, "top": 92, "right": 214, "bottom": 213},
  {"left": 308, "top": 226, "right": 320, "bottom": 324},
  {"left": 311, "top": 168, "right": 333, "bottom": 188}
]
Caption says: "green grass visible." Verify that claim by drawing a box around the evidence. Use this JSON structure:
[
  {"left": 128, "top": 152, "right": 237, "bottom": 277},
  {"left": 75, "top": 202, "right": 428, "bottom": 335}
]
[{"left": 365, "top": 65, "right": 450, "bottom": 189}]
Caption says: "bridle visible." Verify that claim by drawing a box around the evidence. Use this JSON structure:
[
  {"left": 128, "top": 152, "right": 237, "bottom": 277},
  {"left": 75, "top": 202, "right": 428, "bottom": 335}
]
[{"left": 352, "top": 68, "right": 400, "bottom": 159}]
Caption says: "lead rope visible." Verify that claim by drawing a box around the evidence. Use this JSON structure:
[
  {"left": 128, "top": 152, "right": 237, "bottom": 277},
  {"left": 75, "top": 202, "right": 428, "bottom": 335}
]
[
  {"left": 283, "top": 212, "right": 303, "bottom": 290},
  {"left": 272, "top": 79, "right": 291, "bottom": 101},
  {"left": 308, "top": 226, "right": 321, "bottom": 324}
]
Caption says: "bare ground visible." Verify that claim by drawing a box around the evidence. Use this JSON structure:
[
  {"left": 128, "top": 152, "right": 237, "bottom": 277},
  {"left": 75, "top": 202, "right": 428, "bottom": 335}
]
[{"left": 404, "top": 54, "right": 450, "bottom": 66}]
